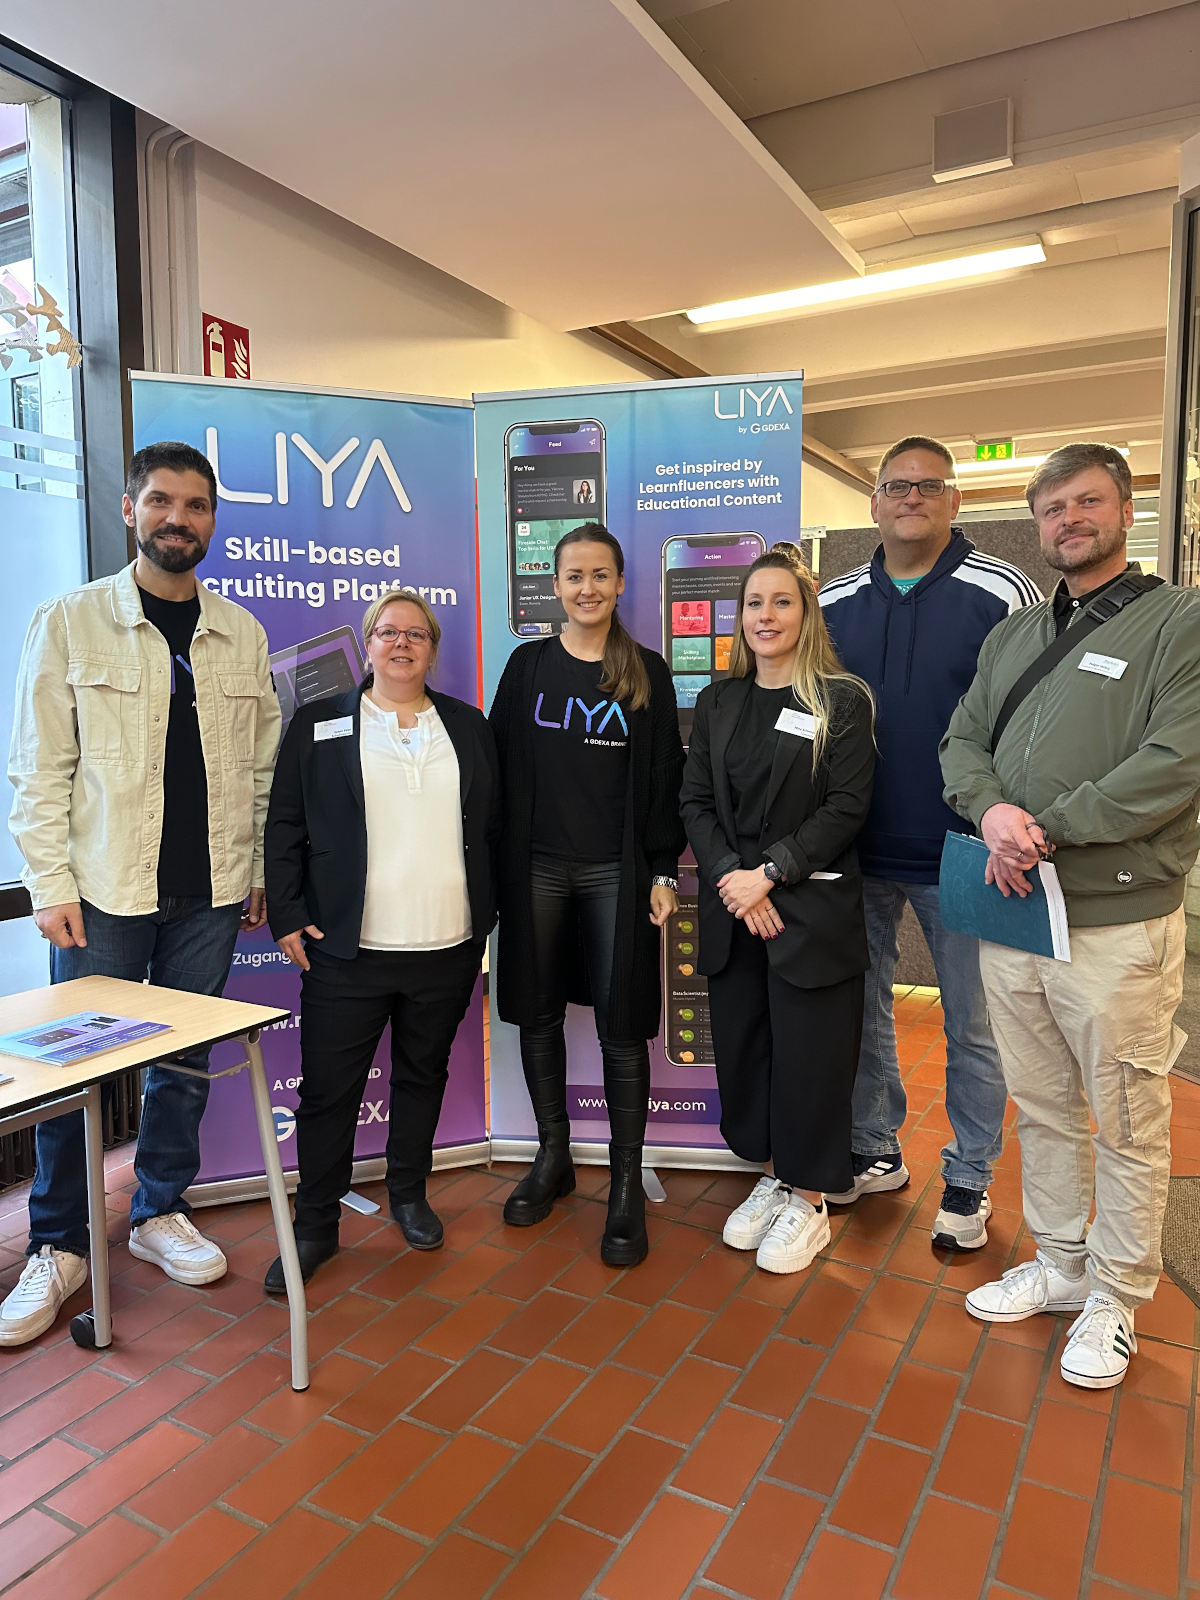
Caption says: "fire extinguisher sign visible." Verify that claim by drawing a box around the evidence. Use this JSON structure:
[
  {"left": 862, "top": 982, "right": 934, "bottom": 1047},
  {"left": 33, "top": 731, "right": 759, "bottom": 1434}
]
[{"left": 202, "top": 314, "right": 251, "bottom": 380}]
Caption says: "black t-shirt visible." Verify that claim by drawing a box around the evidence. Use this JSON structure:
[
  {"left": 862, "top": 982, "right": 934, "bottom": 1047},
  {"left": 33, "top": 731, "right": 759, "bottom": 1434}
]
[
  {"left": 138, "top": 586, "right": 210, "bottom": 899},
  {"left": 1051, "top": 564, "right": 1132, "bottom": 637},
  {"left": 530, "top": 639, "right": 631, "bottom": 861},
  {"left": 727, "top": 683, "right": 792, "bottom": 861}
]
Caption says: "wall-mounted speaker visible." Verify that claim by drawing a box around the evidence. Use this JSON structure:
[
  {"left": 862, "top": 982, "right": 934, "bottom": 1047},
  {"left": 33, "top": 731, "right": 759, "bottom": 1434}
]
[{"left": 933, "top": 99, "right": 1014, "bottom": 184}]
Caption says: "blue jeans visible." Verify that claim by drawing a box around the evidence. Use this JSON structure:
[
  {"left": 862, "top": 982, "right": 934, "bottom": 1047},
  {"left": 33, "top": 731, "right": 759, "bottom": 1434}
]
[
  {"left": 853, "top": 877, "right": 1005, "bottom": 1191},
  {"left": 29, "top": 897, "right": 243, "bottom": 1256}
]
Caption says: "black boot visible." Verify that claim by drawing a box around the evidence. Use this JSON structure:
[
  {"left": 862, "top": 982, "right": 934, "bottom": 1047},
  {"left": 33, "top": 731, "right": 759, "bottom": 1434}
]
[
  {"left": 601, "top": 1145, "right": 648, "bottom": 1267},
  {"left": 504, "top": 1122, "right": 575, "bottom": 1226},
  {"left": 264, "top": 1237, "right": 338, "bottom": 1294},
  {"left": 391, "top": 1196, "right": 444, "bottom": 1251}
]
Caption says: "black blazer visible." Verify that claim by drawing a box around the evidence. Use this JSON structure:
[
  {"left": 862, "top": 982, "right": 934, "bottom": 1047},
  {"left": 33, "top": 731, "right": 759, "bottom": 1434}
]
[
  {"left": 265, "top": 682, "right": 500, "bottom": 961},
  {"left": 679, "top": 675, "right": 875, "bottom": 988},
  {"left": 489, "top": 638, "right": 686, "bottom": 1038}
]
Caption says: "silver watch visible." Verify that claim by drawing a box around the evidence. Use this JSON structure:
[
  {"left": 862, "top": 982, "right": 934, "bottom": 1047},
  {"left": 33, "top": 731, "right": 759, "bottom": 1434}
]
[{"left": 651, "top": 875, "right": 679, "bottom": 891}]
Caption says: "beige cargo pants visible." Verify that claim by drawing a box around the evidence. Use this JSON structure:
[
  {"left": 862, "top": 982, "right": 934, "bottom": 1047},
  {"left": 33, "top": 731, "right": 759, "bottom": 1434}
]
[{"left": 979, "top": 908, "right": 1187, "bottom": 1307}]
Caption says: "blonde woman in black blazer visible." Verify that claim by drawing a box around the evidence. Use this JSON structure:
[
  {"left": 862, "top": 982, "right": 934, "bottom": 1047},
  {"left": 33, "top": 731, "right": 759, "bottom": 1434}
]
[
  {"left": 263, "top": 593, "right": 499, "bottom": 1290},
  {"left": 680, "top": 544, "right": 875, "bottom": 1276}
]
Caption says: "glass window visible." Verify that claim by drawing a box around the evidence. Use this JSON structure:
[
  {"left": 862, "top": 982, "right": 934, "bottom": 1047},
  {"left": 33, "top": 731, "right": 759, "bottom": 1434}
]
[
  {"left": 0, "top": 72, "right": 86, "bottom": 888},
  {"left": 1180, "top": 209, "right": 1200, "bottom": 590}
]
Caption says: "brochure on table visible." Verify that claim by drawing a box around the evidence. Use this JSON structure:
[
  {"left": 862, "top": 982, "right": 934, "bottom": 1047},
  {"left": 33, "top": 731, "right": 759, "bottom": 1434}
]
[{"left": 0, "top": 1013, "right": 171, "bottom": 1066}]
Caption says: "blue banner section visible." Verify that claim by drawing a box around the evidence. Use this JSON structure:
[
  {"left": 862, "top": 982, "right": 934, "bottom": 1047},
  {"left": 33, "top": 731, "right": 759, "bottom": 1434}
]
[
  {"left": 475, "top": 372, "right": 804, "bottom": 1153},
  {"left": 131, "top": 376, "right": 486, "bottom": 1186}
]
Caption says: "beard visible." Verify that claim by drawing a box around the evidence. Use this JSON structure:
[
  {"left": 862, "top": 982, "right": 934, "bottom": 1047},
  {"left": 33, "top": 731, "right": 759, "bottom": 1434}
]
[
  {"left": 1042, "top": 520, "right": 1126, "bottom": 576},
  {"left": 136, "top": 524, "right": 205, "bottom": 574}
]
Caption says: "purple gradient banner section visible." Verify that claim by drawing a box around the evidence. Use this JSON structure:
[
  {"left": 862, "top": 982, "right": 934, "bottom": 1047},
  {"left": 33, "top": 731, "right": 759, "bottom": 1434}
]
[
  {"left": 477, "top": 373, "right": 804, "bottom": 1158},
  {"left": 131, "top": 375, "right": 486, "bottom": 1189}
]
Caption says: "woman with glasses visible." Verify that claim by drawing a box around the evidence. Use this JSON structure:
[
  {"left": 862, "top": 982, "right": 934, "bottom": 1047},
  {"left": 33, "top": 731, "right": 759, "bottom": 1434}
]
[
  {"left": 490, "top": 523, "right": 685, "bottom": 1268},
  {"left": 262, "top": 592, "right": 499, "bottom": 1289},
  {"left": 680, "top": 543, "right": 875, "bottom": 1275}
]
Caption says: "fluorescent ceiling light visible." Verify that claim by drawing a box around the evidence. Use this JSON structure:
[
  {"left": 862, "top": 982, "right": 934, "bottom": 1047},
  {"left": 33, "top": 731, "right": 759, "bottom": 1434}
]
[
  {"left": 954, "top": 446, "right": 1130, "bottom": 478},
  {"left": 686, "top": 242, "right": 1046, "bottom": 325}
]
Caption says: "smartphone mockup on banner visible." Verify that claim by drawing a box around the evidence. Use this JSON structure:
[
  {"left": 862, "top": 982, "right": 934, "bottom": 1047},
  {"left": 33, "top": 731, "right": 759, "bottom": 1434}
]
[
  {"left": 661, "top": 532, "right": 766, "bottom": 741},
  {"left": 663, "top": 868, "right": 714, "bottom": 1067},
  {"left": 505, "top": 420, "right": 606, "bottom": 637}
]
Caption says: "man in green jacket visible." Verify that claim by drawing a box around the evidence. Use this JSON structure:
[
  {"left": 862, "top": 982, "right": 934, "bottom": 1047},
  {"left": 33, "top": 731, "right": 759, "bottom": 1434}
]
[{"left": 940, "top": 442, "right": 1200, "bottom": 1389}]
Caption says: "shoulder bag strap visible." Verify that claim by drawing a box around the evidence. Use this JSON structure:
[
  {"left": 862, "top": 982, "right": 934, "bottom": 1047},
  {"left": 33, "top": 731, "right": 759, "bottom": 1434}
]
[{"left": 990, "top": 573, "right": 1163, "bottom": 752}]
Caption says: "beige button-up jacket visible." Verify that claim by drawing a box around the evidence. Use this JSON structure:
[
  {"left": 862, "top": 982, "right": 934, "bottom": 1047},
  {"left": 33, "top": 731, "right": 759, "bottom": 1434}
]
[{"left": 8, "top": 562, "right": 281, "bottom": 915}]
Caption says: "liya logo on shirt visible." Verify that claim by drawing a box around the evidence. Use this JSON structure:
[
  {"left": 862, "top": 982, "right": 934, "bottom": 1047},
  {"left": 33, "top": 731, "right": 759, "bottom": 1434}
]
[{"left": 534, "top": 693, "right": 628, "bottom": 745}]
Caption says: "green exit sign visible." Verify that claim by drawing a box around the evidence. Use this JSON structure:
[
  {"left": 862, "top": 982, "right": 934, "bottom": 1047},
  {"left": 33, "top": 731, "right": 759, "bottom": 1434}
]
[{"left": 974, "top": 439, "right": 1015, "bottom": 462}]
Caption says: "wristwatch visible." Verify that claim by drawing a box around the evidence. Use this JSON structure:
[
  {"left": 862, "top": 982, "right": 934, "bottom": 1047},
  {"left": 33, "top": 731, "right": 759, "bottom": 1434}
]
[
  {"left": 762, "top": 858, "right": 785, "bottom": 885},
  {"left": 651, "top": 875, "right": 679, "bottom": 891}
]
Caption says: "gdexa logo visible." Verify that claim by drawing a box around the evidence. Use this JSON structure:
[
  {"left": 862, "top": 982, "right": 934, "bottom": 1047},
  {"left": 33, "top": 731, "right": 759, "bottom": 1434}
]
[
  {"left": 713, "top": 385, "right": 794, "bottom": 421},
  {"left": 205, "top": 426, "right": 412, "bottom": 511},
  {"left": 272, "top": 1106, "right": 296, "bottom": 1143}
]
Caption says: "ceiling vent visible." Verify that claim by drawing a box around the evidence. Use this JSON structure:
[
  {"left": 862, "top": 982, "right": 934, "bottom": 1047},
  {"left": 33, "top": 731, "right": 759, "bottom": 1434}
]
[{"left": 933, "top": 99, "right": 1013, "bottom": 184}]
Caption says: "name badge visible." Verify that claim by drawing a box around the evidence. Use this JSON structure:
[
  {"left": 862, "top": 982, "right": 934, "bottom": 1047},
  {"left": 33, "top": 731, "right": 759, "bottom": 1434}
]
[
  {"left": 1078, "top": 652, "right": 1128, "bottom": 681},
  {"left": 314, "top": 715, "right": 353, "bottom": 742},
  {"left": 775, "top": 708, "right": 817, "bottom": 740}
]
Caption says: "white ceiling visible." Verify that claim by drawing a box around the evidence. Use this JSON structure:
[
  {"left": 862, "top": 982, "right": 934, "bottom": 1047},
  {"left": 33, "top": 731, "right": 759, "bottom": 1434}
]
[
  {"left": 643, "top": 0, "right": 1196, "bottom": 118},
  {"left": 2, "top": 0, "right": 863, "bottom": 330}
]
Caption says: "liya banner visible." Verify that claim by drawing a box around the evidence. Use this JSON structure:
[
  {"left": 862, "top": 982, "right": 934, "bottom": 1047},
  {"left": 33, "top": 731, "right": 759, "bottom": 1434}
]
[
  {"left": 130, "top": 374, "right": 486, "bottom": 1195},
  {"left": 475, "top": 371, "right": 805, "bottom": 1158}
]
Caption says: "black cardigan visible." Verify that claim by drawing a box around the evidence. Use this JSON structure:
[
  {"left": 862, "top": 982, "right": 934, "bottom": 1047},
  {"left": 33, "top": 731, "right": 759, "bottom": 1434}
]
[
  {"left": 264, "top": 682, "right": 500, "bottom": 960},
  {"left": 679, "top": 675, "right": 875, "bottom": 989},
  {"left": 489, "top": 638, "right": 686, "bottom": 1038}
]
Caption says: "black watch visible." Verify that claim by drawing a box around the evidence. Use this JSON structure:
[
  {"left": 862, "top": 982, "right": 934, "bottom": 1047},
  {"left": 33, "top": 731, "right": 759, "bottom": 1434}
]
[{"left": 762, "top": 858, "right": 785, "bottom": 885}]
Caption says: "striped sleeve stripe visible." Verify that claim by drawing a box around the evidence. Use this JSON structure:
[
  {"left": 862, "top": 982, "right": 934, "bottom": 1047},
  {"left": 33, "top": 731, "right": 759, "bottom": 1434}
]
[
  {"left": 952, "top": 561, "right": 1035, "bottom": 614},
  {"left": 961, "top": 551, "right": 1042, "bottom": 607},
  {"left": 817, "top": 564, "right": 872, "bottom": 607}
]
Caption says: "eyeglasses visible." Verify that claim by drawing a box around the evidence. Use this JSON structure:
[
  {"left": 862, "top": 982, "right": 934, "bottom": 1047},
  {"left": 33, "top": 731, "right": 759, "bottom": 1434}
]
[
  {"left": 372, "top": 626, "right": 432, "bottom": 645},
  {"left": 877, "top": 478, "right": 952, "bottom": 499}
]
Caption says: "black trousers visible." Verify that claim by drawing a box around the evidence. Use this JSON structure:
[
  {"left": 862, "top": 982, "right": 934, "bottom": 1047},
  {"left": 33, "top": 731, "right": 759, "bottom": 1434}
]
[
  {"left": 707, "top": 919, "right": 863, "bottom": 1193},
  {"left": 518, "top": 853, "right": 650, "bottom": 1148},
  {"left": 293, "top": 938, "right": 483, "bottom": 1243}
]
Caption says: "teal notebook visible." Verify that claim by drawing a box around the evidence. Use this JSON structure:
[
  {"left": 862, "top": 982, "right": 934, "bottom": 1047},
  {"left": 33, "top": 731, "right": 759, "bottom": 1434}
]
[{"left": 938, "top": 831, "right": 1071, "bottom": 962}]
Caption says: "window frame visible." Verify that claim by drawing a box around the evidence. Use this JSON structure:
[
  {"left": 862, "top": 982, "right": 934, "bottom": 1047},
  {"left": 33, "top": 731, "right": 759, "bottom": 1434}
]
[{"left": 0, "top": 36, "right": 144, "bottom": 921}]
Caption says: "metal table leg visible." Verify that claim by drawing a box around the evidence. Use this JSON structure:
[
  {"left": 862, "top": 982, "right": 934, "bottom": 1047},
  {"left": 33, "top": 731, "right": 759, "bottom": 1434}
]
[
  {"left": 82, "top": 1083, "right": 111, "bottom": 1347},
  {"left": 242, "top": 1030, "right": 309, "bottom": 1390}
]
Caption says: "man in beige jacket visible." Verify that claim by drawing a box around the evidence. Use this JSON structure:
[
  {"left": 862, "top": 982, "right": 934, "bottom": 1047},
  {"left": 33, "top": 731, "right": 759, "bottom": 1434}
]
[{"left": 2, "top": 441, "right": 280, "bottom": 1346}]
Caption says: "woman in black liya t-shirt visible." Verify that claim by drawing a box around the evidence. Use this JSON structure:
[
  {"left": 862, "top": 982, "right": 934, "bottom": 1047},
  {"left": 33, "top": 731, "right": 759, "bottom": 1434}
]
[
  {"left": 490, "top": 524, "right": 685, "bottom": 1267},
  {"left": 680, "top": 544, "right": 875, "bottom": 1276}
]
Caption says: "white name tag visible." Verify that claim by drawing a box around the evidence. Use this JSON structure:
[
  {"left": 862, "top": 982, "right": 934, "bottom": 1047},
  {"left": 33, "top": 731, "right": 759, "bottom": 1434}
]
[
  {"left": 314, "top": 715, "right": 353, "bottom": 742},
  {"left": 775, "top": 708, "right": 817, "bottom": 740},
  {"left": 1078, "top": 652, "right": 1128, "bottom": 681}
]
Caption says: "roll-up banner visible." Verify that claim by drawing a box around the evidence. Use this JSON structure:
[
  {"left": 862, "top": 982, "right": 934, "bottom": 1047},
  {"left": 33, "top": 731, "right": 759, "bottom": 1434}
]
[
  {"left": 130, "top": 374, "right": 487, "bottom": 1202},
  {"left": 475, "top": 371, "right": 805, "bottom": 1166}
]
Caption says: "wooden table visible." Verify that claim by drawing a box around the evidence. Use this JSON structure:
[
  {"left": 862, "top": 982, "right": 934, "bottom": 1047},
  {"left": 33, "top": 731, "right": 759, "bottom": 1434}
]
[{"left": 0, "top": 976, "right": 308, "bottom": 1390}]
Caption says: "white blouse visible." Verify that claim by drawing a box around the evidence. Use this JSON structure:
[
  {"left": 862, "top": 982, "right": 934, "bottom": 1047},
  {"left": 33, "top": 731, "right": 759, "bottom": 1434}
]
[{"left": 358, "top": 695, "right": 472, "bottom": 951}]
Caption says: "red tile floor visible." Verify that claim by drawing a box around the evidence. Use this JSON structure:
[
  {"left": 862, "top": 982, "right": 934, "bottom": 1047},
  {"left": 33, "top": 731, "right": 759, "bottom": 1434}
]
[{"left": 1, "top": 985, "right": 1199, "bottom": 1600}]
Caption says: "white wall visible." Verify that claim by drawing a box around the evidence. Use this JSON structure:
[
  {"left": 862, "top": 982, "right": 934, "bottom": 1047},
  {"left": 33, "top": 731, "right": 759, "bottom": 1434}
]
[
  {"left": 803, "top": 460, "right": 872, "bottom": 532},
  {"left": 190, "top": 146, "right": 660, "bottom": 399}
]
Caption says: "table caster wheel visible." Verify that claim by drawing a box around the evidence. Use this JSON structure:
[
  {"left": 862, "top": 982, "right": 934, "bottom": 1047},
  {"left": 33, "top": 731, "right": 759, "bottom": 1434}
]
[{"left": 70, "top": 1310, "right": 97, "bottom": 1348}]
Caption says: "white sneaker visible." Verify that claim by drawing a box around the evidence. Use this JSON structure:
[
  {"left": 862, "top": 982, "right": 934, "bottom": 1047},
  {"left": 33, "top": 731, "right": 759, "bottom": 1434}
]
[
  {"left": 755, "top": 1196, "right": 831, "bottom": 1275},
  {"left": 825, "top": 1154, "right": 910, "bottom": 1206},
  {"left": 0, "top": 1246, "right": 88, "bottom": 1347},
  {"left": 129, "top": 1214, "right": 227, "bottom": 1285},
  {"left": 722, "top": 1177, "right": 790, "bottom": 1251},
  {"left": 965, "top": 1252, "right": 1088, "bottom": 1324},
  {"left": 1060, "top": 1293, "right": 1137, "bottom": 1390}
]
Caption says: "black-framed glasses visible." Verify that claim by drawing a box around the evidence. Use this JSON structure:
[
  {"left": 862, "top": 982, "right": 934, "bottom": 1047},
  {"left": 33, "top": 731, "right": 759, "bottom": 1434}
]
[
  {"left": 877, "top": 478, "right": 952, "bottom": 499},
  {"left": 373, "top": 625, "right": 432, "bottom": 645}
]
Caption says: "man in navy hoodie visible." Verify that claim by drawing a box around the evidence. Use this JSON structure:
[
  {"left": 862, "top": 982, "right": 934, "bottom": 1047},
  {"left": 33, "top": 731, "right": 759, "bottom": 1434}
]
[{"left": 819, "top": 436, "right": 1039, "bottom": 1249}]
